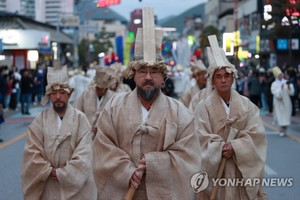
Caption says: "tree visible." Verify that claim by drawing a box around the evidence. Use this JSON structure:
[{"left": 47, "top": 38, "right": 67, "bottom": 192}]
[
  {"left": 199, "top": 25, "right": 220, "bottom": 49},
  {"left": 77, "top": 27, "right": 113, "bottom": 65}
]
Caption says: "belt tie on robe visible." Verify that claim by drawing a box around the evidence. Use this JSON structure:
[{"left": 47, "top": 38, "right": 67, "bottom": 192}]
[{"left": 131, "top": 124, "right": 157, "bottom": 164}]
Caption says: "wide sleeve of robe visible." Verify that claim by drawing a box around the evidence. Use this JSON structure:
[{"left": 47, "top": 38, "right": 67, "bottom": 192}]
[
  {"left": 22, "top": 106, "right": 96, "bottom": 200},
  {"left": 21, "top": 112, "right": 52, "bottom": 200}
]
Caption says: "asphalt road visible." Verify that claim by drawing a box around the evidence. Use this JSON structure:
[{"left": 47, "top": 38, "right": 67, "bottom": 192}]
[{"left": 0, "top": 106, "right": 299, "bottom": 200}]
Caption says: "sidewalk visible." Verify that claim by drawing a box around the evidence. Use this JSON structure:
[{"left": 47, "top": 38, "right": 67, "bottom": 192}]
[
  {"left": 0, "top": 105, "right": 47, "bottom": 147},
  {"left": 261, "top": 110, "right": 300, "bottom": 142}
]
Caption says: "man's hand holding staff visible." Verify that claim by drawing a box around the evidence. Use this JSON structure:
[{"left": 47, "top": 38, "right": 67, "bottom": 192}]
[{"left": 124, "top": 157, "right": 146, "bottom": 200}]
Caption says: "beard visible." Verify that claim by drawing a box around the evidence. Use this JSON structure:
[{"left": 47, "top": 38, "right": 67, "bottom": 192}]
[
  {"left": 53, "top": 101, "right": 67, "bottom": 113},
  {"left": 137, "top": 80, "right": 160, "bottom": 101}
]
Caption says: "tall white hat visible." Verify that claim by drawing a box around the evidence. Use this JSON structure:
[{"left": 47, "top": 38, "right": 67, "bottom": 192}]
[
  {"left": 272, "top": 66, "right": 283, "bottom": 78},
  {"left": 123, "top": 7, "right": 167, "bottom": 79},
  {"left": 93, "top": 66, "right": 117, "bottom": 89},
  {"left": 206, "top": 35, "right": 238, "bottom": 92},
  {"left": 190, "top": 59, "right": 207, "bottom": 75},
  {"left": 41, "top": 65, "right": 74, "bottom": 105}
]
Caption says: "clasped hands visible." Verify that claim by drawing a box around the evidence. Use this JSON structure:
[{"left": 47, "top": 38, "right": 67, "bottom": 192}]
[{"left": 222, "top": 142, "right": 235, "bottom": 159}]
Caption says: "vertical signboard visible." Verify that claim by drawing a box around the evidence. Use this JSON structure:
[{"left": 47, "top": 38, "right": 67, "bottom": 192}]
[{"left": 0, "top": 39, "right": 2, "bottom": 52}]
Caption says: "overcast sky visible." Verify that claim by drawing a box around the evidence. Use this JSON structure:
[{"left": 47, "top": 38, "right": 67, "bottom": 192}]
[{"left": 109, "top": 0, "right": 207, "bottom": 20}]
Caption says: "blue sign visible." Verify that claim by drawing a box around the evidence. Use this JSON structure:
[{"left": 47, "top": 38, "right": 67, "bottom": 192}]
[
  {"left": 277, "top": 38, "right": 288, "bottom": 50},
  {"left": 0, "top": 39, "right": 2, "bottom": 52}
]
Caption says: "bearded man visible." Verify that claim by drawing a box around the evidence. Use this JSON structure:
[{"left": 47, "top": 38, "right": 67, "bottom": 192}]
[
  {"left": 21, "top": 65, "right": 97, "bottom": 200},
  {"left": 92, "top": 7, "right": 201, "bottom": 200}
]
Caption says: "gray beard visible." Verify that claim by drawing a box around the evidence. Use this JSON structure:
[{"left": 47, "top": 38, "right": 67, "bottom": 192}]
[
  {"left": 53, "top": 102, "right": 67, "bottom": 114},
  {"left": 137, "top": 87, "right": 159, "bottom": 101}
]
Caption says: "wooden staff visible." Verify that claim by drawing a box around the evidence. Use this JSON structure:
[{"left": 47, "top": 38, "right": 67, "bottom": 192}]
[
  {"left": 124, "top": 168, "right": 145, "bottom": 200},
  {"left": 210, "top": 157, "right": 227, "bottom": 200},
  {"left": 124, "top": 186, "right": 136, "bottom": 200}
]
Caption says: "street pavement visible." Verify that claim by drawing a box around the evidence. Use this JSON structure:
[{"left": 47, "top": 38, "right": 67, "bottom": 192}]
[
  {"left": 2, "top": 105, "right": 299, "bottom": 146},
  {"left": 261, "top": 111, "right": 300, "bottom": 142},
  {"left": 0, "top": 105, "right": 299, "bottom": 199}
]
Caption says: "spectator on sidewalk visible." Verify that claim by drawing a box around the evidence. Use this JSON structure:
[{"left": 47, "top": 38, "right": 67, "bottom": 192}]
[
  {"left": 265, "top": 69, "right": 275, "bottom": 114},
  {"left": 0, "top": 103, "right": 4, "bottom": 142},
  {"left": 271, "top": 66, "right": 295, "bottom": 137},
  {"left": 286, "top": 67, "right": 298, "bottom": 116},
  {"left": 10, "top": 67, "right": 21, "bottom": 110},
  {"left": 259, "top": 68, "right": 268, "bottom": 112},
  {"left": 34, "top": 64, "right": 46, "bottom": 105},
  {"left": 20, "top": 69, "right": 34, "bottom": 115},
  {"left": 248, "top": 69, "right": 262, "bottom": 108},
  {"left": 0, "top": 67, "right": 7, "bottom": 108},
  {"left": 4, "top": 73, "right": 13, "bottom": 110}
]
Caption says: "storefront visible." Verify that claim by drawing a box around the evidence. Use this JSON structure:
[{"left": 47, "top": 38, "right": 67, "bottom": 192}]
[{"left": 0, "top": 29, "right": 50, "bottom": 69}]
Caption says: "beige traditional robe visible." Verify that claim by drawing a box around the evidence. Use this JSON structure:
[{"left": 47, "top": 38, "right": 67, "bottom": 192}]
[
  {"left": 189, "top": 88, "right": 209, "bottom": 111},
  {"left": 194, "top": 89, "right": 267, "bottom": 200},
  {"left": 73, "top": 85, "right": 115, "bottom": 127},
  {"left": 22, "top": 104, "right": 97, "bottom": 200},
  {"left": 116, "top": 83, "right": 132, "bottom": 93},
  {"left": 93, "top": 89, "right": 201, "bottom": 200},
  {"left": 180, "top": 84, "right": 201, "bottom": 107}
]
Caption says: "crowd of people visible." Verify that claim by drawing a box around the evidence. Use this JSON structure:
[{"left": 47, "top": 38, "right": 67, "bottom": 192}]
[
  {"left": 0, "top": 64, "right": 46, "bottom": 115},
  {"left": 236, "top": 66, "right": 299, "bottom": 117}
]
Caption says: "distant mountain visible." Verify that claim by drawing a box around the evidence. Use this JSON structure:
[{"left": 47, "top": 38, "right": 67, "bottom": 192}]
[
  {"left": 158, "top": 15, "right": 176, "bottom": 25},
  {"left": 159, "top": 3, "right": 206, "bottom": 34}
]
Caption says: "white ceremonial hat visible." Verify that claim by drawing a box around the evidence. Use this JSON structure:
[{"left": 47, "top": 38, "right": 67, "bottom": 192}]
[
  {"left": 123, "top": 7, "right": 167, "bottom": 79},
  {"left": 272, "top": 66, "right": 283, "bottom": 78},
  {"left": 41, "top": 64, "right": 74, "bottom": 105},
  {"left": 206, "top": 35, "right": 238, "bottom": 92},
  {"left": 190, "top": 59, "right": 207, "bottom": 75},
  {"left": 93, "top": 66, "right": 117, "bottom": 89}
]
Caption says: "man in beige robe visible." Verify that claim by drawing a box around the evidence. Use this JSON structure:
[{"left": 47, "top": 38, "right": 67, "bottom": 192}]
[
  {"left": 73, "top": 66, "right": 116, "bottom": 136},
  {"left": 93, "top": 7, "right": 201, "bottom": 200},
  {"left": 110, "top": 62, "right": 132, "bottom": 93},
  {"left": 180, "top": 59, "right": 207, "bottom": 107},
  {"left": 189, "top": 87, "right": 209, "bottom": 111},
  {"left": 194, "top": 35, "right": 267, "bottom": 200},
  {"left": 21, "top": 65, "right": 97, "bottom": 200}
]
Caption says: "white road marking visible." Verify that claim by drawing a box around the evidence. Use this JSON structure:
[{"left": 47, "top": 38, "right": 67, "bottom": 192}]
[{"left": 265, "top": 131, "right": 279, "bottom": 135}]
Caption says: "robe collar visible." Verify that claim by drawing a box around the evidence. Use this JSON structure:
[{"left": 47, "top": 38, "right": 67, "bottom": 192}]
[{"left": 127, "top": 88, "right": 168, "bottom": 141}]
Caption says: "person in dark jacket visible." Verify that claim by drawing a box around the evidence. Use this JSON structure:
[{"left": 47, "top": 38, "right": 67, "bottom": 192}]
[{"left": 20, "top": 69, "right": 34, "bottom": 115}]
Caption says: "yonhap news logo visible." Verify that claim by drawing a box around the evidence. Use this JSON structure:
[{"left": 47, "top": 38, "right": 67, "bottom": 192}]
[
  {"left": 190, "top": 172, "right": 209, "bottom": 193},
  {"left": 191, "top": 172, "right": 294, "bottom": 193}
]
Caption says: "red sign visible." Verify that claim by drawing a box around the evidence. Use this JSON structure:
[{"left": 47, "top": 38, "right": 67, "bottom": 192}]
[{"left": 96, "top": 0, "right": 120, "bottom": 7}]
